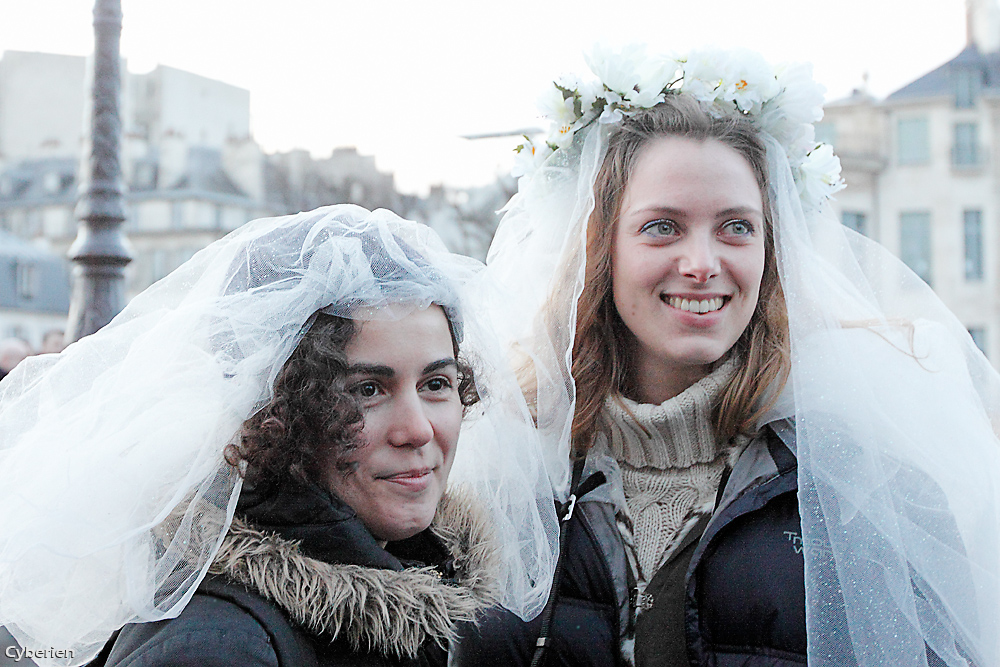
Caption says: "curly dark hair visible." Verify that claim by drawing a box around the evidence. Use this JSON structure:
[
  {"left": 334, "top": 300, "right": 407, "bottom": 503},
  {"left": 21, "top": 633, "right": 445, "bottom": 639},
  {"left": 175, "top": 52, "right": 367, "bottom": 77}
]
[{"left": 225, "top": 310, "right": 479, "bottom": 490}]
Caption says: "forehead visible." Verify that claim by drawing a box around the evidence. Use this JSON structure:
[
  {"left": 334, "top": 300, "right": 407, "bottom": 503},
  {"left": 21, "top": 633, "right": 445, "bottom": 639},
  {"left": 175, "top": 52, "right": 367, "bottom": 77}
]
[
  {"left": 622, "top": 136, "right": 763, "bottom": 214},
  {"left": 346, "top": 306, "right": 455, "bottom": 362}
]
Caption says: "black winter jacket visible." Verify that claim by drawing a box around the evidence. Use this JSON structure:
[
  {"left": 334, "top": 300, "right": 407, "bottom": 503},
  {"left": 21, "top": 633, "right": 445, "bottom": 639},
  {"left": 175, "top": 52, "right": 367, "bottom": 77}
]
[
  {"left": 457, "top": 420, "right": 807, "bottom": 667},
  {"left": 98, "top": 480, "right": 498, "bottom": 667}
]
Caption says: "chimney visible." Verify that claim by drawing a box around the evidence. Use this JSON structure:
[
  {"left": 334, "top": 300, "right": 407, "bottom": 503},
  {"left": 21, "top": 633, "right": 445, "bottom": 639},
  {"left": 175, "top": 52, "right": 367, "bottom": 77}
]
[{"left": 968, "top": 0, "right": 1000, "bottom": 53}]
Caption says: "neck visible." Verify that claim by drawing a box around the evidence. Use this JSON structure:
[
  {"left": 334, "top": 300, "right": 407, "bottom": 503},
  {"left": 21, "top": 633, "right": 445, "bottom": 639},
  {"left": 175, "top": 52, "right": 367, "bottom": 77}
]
[{"left": 627, "top": 353, "right": 712, "bottom": 405}]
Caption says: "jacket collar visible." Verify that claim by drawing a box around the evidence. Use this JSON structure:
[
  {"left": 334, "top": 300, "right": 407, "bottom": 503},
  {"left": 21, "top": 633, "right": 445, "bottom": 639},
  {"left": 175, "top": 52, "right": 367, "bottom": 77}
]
[
  {"left": 236, "top": 476, "right": 401, "bottom": 570},
  {"left": 209, "top": 488, "right": 499, "bottom": 658}
]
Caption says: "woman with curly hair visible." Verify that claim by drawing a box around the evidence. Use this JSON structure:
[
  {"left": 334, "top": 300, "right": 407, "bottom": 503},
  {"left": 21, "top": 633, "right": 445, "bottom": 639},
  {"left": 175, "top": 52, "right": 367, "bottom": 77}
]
[
  {"left": 0, "top": 206, "right": 557, "bottom": 667},
  {"left": 99, "top": 309, "right": 488, "bottom": 667}
]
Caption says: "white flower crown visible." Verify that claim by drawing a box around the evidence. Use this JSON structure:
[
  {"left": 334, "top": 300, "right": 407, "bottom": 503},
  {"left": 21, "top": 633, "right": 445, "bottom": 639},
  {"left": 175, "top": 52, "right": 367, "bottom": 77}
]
[{"left": 514, "top": 45, "right": 846, "bottom": 211}]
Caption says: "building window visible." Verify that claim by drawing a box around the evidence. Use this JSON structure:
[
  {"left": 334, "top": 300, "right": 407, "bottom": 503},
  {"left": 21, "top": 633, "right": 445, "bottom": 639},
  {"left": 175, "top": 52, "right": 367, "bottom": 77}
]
[
  {"left": 133, "top": 162, "right": 157, "bottom": 189},
  {"left": 15, "top": 261, "right": 37, "bottom": 300},
  {"left": 953, "top": 122, "right": 979, "bottom": 166},
  {"left": 43, "top": 171, "right": 62, "bottom": 194},
  {"left": 955, "top": 68, "right": 981, "bottom": 108},
  {"left": 968, "top": 327, "right": 987, "bottom": 354},
  {"left": 123, "top": 203, "right": 137, "bottom": 232},
  {"left": 170, "top": 201, "right": 184, "bottom": 229},
  {"left": 897, "top": 117, "right": 930, "bottom": 165},
  {"left": 151, "top": 249, "right": 169, "bottom": 282},
  {"left": 842, "top": 211, "right": 867, "bottom": 236},
  {"left": 900, "top": 211, "right": 932, "bottom": 285},
  {"left": 964, "top": 209, "right": 984, "bottom": 281}
]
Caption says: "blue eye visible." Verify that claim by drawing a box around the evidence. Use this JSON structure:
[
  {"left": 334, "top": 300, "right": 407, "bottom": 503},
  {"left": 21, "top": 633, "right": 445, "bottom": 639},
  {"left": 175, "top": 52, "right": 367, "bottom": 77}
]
[
  {"left": 640, "top": 219, "right": 678, "bottom": 236},
  {"left": 725, "top": 219, "right": 754, "bottom": 235}
]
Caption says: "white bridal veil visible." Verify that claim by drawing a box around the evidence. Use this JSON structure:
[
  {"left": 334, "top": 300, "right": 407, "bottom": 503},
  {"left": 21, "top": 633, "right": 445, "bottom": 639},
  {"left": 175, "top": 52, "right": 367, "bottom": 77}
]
[
  {"left": 485, "top": 46, "right": 1000, "bottom": 666},
  {"left": 0, "top": 205, "right": 557, "bottom": 666}
]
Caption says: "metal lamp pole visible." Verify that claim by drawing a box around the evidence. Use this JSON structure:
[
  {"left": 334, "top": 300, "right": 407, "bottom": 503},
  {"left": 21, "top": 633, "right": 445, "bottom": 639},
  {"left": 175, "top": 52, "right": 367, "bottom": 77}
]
[{"left": 65, "top": 0, "right": 132, "bottom": 343}]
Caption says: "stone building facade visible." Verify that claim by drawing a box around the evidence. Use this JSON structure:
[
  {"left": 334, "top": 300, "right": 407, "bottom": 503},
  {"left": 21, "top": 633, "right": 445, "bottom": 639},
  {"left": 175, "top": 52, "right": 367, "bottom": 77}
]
[
  {"left": 821, "top": 1, "right": 1000, "bottom": 363},
  {"left": 0, "top": 50, "right": 500, "bottom": 335}
]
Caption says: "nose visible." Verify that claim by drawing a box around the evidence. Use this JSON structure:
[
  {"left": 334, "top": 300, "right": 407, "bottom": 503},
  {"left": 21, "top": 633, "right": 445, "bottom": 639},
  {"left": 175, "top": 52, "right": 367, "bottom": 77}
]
[
  {"left": 677, "top": 233, "right": 721, "bottom": 283},
  {"left": 386, "top": 389, "right": 435, "bottom": 448}
]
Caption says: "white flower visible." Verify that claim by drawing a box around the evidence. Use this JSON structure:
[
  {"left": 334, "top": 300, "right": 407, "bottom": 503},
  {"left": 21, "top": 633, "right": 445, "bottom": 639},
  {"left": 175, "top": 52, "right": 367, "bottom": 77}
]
[
  {"left": 625, "top": 86, "right": 665, "bottom": 108},
  {"left": 774, "top": 61, "right": 825, "bottom": 125},
  {"left": 679, "top": 50, "right": 728, "bottom": 104},
  {"left": 640, "top": 54, "right": 681, "bottom": 93},
  {"left": 758, "top": 61, "right": 826, "bottom": 145},
  {"left": 597, "top": 89, "right": 625, "bottom": 124},
  {"left": 537, "top": 83, "right": 578, "bottom": 126},
  {"left": 682, "top": 49, "right": 779, "bottom": 114},
  {"left": 550, "top": 122, "right": 576, "bottom": 149},
  {"left": 798, "top": 143, "right": 845, "bottom": 206},
  {"left": 599, "top": 106, "right": 625, "bottom": 124},
  {"left": 512, "top": 139, "right": 553, "bottom": 179},
  {"left": 584, "top": 43, "right": 648, "bottom": 97},
  {"left": 719, "top": 51, "right": 779, "bottom": 113},
  {"left": 625, "top": 55, "right": 678, "bottom": 108},
  {"left": 577, "top": 79, "right": 603, "bottom": 117},
  {"left": 786, "top": 122, "right": 817, "bottom": 165},
  {"left": 517, "top": 44, "right": 845, "bottom": 209},
  {"left": 555, "top": 72, "right": 584, "bottom": 93}
]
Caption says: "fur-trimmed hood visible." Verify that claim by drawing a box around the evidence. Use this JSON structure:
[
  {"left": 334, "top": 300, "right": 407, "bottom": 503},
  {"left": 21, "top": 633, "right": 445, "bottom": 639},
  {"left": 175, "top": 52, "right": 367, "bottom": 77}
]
[{"left": 207, "top": 489, "right": 500, "bottom": 659}]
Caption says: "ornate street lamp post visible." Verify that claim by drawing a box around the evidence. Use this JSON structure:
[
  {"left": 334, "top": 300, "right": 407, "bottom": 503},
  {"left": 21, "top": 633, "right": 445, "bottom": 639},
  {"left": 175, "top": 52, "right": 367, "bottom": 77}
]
[{"left": 65, "top": 0, "right": 132, "bottom": 343}]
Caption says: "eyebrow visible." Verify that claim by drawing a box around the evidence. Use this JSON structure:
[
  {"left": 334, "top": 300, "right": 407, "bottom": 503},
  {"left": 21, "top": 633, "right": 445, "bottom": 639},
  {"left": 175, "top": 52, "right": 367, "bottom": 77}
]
[
  {"left": 423, "top": 358, "right": 458, "bottom": 374},
  {"left": 625, "top": 205, "right": 763, "bottom": 218},
  {"left": 346, "top": 363, "right": 394, "bottom": 378},
  {"left": 717, "top": 206, "right": 763, "bottom": 218},
  {"left": 345, "top": 358, "right": 457, "bottom": 377}
]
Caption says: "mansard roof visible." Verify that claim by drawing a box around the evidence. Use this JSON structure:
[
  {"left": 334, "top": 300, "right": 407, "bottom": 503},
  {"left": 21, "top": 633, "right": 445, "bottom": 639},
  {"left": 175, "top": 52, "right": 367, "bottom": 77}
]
[
  {"left": 887, "top": 44, "right": 1000, "bottom": 101},
  {"left": 164, "top": 146, "right": 247, "bottom": 197},
  {"left": 0, "top": 157, "right": 77, "bottom": 205}
]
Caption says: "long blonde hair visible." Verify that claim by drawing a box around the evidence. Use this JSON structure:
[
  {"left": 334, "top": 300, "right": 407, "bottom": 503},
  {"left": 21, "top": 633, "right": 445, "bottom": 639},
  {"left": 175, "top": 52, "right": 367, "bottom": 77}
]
[{"left": 568, "top": 96, "right": 790, "bottom": 455}]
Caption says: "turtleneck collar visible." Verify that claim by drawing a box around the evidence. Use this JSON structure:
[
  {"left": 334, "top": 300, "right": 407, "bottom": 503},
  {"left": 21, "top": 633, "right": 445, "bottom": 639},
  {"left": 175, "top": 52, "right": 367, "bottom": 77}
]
[{"left": 600, "top": 356, "right": 738, "bottom": 469}]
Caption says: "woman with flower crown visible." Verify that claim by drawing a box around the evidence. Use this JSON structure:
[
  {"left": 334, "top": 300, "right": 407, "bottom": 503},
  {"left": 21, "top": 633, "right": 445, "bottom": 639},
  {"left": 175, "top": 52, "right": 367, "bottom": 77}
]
[{"left": 456, "top": 45, "right": 1000, "bottom": 666}]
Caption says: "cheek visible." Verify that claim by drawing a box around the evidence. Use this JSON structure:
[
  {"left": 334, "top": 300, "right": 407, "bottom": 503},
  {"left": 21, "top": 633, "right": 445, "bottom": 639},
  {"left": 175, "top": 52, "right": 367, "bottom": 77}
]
[
  {"left": 435, "top": 403, "right": 464, "bottom": 464},
  {"left": 353, "top": 418, "right": 381, "bottom": 455},
  {"left": 610, "top": 242, "right": 643, "bottom": 306},
  {"left": 736, "top": 242, "right": 767, "bottom": 299},
  {"left": 750, "top": 249, "right": 767, "bottom": 299}
]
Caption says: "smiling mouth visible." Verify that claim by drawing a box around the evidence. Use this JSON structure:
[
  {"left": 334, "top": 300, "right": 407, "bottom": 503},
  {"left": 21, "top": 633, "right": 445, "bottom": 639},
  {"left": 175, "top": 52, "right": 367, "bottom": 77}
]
[
  {"left": 661, "top": 295, "right": 729, "bottom": 314},
  {"left": 378, "top": 468, "right": 435, "bottom": 492},
  {"left": 379, "top": 468, "right": 434, "bottom": 481}
]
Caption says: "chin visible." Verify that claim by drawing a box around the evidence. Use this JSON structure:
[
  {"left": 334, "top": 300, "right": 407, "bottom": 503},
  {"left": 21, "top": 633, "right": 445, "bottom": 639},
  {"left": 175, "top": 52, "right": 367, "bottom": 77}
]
[
  {"left": 669, "top": 345, "right": 732, "bottom": 369},
  {"left": 376, "top": 506, "right": 437, "bottom": 543}
]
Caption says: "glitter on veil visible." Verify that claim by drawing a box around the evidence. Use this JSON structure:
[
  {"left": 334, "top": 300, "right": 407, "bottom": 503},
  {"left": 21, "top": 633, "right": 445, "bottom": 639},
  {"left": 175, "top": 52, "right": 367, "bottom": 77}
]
[{"left": 485, "top": 46, "right": 1000, "bottom": 667}]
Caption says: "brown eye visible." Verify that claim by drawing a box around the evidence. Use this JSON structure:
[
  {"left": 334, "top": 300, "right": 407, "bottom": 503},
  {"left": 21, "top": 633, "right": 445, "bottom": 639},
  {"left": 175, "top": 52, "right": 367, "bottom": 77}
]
[
  {"left": 422, "top": 377, "right": 452, "bottom": 393},
  {"left": 350, "top": 381, "right": 381, "bottom": 399}
]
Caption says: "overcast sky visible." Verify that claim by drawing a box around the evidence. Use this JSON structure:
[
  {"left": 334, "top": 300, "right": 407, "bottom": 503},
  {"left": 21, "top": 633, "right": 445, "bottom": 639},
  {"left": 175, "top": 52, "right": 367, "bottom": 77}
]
[{"left": 0, "top": 0, "right": 971, "bottom": 193}]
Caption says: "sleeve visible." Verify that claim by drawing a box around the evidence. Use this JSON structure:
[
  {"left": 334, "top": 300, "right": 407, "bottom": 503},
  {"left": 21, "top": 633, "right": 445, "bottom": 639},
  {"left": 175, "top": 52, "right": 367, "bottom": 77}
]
[{"left": 105, "top": 595, "right": 279, "bottom": 667}]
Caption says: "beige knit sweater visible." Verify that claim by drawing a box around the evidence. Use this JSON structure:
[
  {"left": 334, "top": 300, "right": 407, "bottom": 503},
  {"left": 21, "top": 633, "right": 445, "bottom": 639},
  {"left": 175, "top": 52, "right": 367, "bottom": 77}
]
[{"left": 595, "top": 358, "right": 737, "bottom": 582}]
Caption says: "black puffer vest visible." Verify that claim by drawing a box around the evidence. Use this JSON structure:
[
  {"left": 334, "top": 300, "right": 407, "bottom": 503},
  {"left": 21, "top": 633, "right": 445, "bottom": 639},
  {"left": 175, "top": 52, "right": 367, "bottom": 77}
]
[{"left": 456, "top": 420, "right": 806, "bottom": 666}]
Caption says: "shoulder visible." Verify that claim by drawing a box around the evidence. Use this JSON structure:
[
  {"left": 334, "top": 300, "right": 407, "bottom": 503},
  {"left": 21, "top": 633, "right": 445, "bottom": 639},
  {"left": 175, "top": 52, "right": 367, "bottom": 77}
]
[
  {"left": 107, "top": 592, "right": 279, "bottom": 667},
  {"left": 430, "top": 487, "right": 501, "bottom": 604}
]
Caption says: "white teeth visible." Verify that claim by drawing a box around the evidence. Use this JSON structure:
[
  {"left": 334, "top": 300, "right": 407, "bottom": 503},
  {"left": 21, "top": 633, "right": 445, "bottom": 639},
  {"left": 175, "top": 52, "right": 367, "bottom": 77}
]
[{"left": 666, "top": 296, "right": 725, "bottom": 313}]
